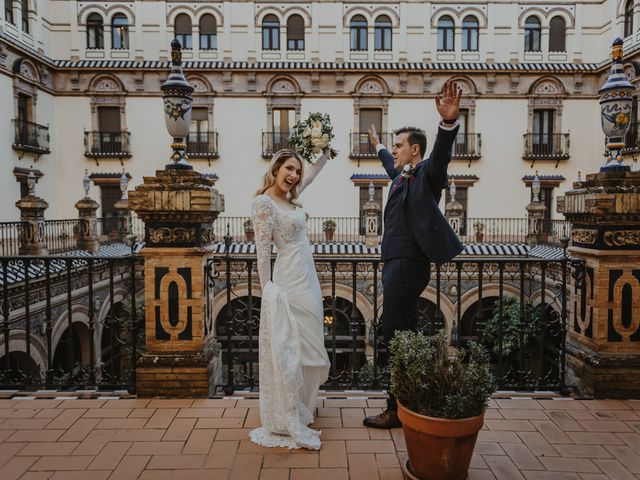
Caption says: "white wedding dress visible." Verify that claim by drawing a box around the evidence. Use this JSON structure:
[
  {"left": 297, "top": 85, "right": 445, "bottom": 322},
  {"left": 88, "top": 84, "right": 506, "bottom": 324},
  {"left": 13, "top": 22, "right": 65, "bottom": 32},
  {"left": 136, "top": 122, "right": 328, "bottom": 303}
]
[{"left": 249, "top": 154, "right": 331, "bottom": 451}]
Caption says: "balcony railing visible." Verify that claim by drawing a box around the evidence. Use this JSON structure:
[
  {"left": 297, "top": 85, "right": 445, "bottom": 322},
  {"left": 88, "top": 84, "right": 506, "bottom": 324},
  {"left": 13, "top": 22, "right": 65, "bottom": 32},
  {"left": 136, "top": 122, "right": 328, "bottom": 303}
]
[
  {"left": 454, "top": 218, "right": 571, "bottom": 246},
  {"left": 452, "top": 133, "right": 481, "bottom": 160},
  {"left": 622, "top": 122, "right": 640, "bottom": 153},
  {"left": 262, "top": 132, "right": 295, "bottom": 158},
  {"left": 187, "top": 131, "right": 219, "bottom": 159},
  {"left": 84, "top": 131, "right": 132, "bottom": 158},
  {"left": 350, "top": 132, "right": 393, "bottom": 159},
  {"left": 12, "top": 119, "right": 50, "bottom": 155},
  {"left": 523, "top": 133, "right": 570, "bottom": 164}
]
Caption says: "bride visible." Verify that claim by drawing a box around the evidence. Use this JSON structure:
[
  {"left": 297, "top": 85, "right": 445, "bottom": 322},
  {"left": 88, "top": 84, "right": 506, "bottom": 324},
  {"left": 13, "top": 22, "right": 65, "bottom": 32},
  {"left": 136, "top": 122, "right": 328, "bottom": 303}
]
[{"left": 249, "top": 148, "right": 331, "bottom": 451}]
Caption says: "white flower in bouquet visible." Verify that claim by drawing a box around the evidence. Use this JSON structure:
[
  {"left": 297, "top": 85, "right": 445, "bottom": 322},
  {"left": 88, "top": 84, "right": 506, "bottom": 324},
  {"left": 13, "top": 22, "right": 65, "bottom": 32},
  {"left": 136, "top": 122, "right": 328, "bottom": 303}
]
[{"left": 288, "top": 112, "right": 338, "bottom": 165}]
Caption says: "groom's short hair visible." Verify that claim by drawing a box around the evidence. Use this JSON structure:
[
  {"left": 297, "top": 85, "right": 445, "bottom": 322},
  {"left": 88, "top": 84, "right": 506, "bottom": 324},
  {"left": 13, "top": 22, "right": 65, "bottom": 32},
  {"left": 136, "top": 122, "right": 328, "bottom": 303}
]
[{"left": 394, "top": 127, "right": 427, "bottom": 159}]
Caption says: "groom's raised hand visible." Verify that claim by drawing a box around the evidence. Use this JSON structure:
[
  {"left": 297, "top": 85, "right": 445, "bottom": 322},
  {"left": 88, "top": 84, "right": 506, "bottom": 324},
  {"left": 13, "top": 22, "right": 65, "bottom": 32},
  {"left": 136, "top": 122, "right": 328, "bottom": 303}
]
[
  {"left": 435, "top": 80, "right": 463, "bottom": 122},
  {"left": 368, "top": 124, "right": 380, "bottom": 148}
]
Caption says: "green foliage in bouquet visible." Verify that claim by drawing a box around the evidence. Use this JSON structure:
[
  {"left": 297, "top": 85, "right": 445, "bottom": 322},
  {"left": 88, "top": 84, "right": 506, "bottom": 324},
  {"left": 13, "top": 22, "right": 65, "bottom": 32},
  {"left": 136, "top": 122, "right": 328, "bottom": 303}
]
[
  {"left": 288, "top": 112, "right": 338, "bottom": 165},
  {"left": 390, "top": 330, "right": 496, "bottom": 419}
]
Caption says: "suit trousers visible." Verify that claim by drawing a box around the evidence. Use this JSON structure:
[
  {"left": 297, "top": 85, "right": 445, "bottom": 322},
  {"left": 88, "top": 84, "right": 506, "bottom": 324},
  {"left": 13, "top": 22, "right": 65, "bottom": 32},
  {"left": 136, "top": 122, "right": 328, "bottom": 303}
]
[{"left": 380, "top": 257, "right": 431, "bottom": 411}]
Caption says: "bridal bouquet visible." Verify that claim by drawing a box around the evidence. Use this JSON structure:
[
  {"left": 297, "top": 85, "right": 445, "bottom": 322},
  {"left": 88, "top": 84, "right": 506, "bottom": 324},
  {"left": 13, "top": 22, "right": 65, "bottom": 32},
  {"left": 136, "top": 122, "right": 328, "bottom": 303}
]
[{"left": 288, "top": 112, "right": 338, "bottom": 165}]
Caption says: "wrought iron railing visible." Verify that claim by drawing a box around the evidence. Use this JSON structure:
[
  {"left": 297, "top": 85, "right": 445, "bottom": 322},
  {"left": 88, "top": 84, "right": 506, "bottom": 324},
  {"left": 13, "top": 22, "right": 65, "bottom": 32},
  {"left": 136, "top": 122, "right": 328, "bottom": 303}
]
[
  {"left": 84, "top": 131, "right": 132, "bottom": 158},
  {"left": 187, "top": 131, "right": 219, "bottom": 159},
  {"left": 12, "top": 119, "right": 51, "bottom": 155},
  {"left": 262, "top": 132, "right": 295, "bottom": 158},
  {"left": 622, "top": 122, "right": 640, "bottom": 153},
  {"left": 350, "top": 132, "right": 393, "bottom": 158},
  {"left": 455, "top": 218, "right": 571, "bottom": 246},
  {"left": 523, "top": 133, "right": 570, "bottom": 161},
  {"left": 452, "top": 133, "right": 481, "bottom": 159},
  {"left": 0, "top": 255, "right": 143, "bottom": 391},
  {"left": 208, "top": 252, "right": 581, "bottom": 393}
]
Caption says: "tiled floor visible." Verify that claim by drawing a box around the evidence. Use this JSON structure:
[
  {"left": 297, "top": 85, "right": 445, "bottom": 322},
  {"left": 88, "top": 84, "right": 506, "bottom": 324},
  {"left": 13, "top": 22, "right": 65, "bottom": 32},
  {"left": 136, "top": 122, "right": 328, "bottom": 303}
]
[{"left": 0, "top": 396, "right": 639, "bottom": 479}]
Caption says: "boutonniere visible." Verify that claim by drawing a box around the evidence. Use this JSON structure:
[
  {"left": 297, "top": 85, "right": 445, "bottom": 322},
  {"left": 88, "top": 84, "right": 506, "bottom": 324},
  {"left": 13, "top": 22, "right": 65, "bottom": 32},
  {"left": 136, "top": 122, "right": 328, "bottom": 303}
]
[{"left": 401, "top": 164, "right": 416, "bottom": 180}]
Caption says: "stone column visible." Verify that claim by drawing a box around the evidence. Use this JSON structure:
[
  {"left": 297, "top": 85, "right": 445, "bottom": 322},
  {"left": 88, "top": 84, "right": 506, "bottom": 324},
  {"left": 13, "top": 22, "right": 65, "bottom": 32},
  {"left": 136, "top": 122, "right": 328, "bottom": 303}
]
[
  {"left": 525, "top": 201, "right": 546, "bottom": 247},
  {"left": 75, "top": 197, "right": 101, "bottom": 254},
  {"left": 15, "top": 192, "right": 48, "bottom": 256},
  {"left": 114, "top": 173, "right": 131, "bottom": 242},
  {"left": 362, "top": 182, "right": 381, "bottom": 248},
  {"left": 128, "top": 168, "right": 224, "bottom": 397},
  {"left": 558, "top": 170, "right": 640, "bottom": 398}
]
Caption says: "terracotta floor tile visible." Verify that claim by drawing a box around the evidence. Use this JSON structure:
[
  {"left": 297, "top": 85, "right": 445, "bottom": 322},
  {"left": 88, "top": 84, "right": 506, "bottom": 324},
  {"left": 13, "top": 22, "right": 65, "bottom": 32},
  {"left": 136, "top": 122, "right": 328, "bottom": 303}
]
[
  {"left": 346, "top": 440, "right": 395, "bottom": 454},
  {"left": 191, "top": 399, "right": 237, "bottom": 408},
  {"left": 102, "top": 399, "right": 151, "bottom": 409},
  {"left": 144, "top": 409, "right": 179, "bottom": 429},
  {"left": 324, "top": 399, "right": 369, "bottom": 408},
  {"left": 236, "top": 399, "right": 260, "bottom": 408},
  {"left": 96, "top": 418, "right": 148, "bottom": 430},
  {"left": 195, "top": 417, "right": 245, "bottom": 429},
  {"left": 87, "top": 441, "right": 131, "bottom": 470},
  {"left": 47, "top": 408, "right": 86, "bottom": 430},
  {"left": 547, "top": 411, "right": 584, "bottom": 432},
  {"left": 14, "top": 400, "right": 61, "bottom": 409},
  {"left": 310, "top": 417, "right": 342, "bottom": 428},
  {"left": 390, "top": 428, "right": 406, "bottom": 452},
  {"left": 0, "top": 443, "right": 27, "bottom": 469},
  {"left": 147, "top": 400, "right": 194, "bottom": 409},
  {"left": 378, "top": 468, "right": 405, "bottom": 480},
  {"left": 478, "top": 430, "right": 522, "bottom": 443},
  {"left": 368, "top": 428, "right": 391, "bottom": 440},
  {"left": 500, "top": 443, "right": 544, "bottom": 470},
  {"left": 162, "top": 418, "right": 197, "bottom": 441},
  {"left": 317, "top": 408, "right": 340, "bottom": 418},
  {"left": 566, "top": 431, "right": 625, "bottom": 445},
  {"left": 592, "top": 459, "right": 637, "bottom": 480},
  {"left": 72, "top": 429, "right": 114, "bottom": 455},
  {"left": 56, "top": 400, "right": 107, "bottom": 409},
  {"left": 593, "top": 410, "right": 640, "bottom": 421},
  {"left": 470, "top": 453, "right": 488, "bottom": 469},
  {"left": 538, "top": 399, "right": 585, "bottom": 410},
  {"left": 320, "top": 428, "right": 370, "bottom": 440},
  {"left": 567, "top": 410, "right": 597, "bottom": 421},
  {"left": 483, "top": 454, "right": 526, "bottom": 480},
  {"left": 7, "top": 430, "right": 65, "bottom": 442},
  {"left": 19, "top": 472, "right": 53, "bottom": 479},
  {"left": 259, "top": 469, "right": 290, "bottom": 480},
  {"left": 110, "top": 429, "right": 166, "bottom": 442},
  {"left": 521, "top": 472, "right": 581, "bottom": 479},
  {"left": 367, "top": 399, "right": 387, "bottom": 408},
  {"left": 577, "top": 420, "right": 633, "bottom": 433},
  {"left": 341, "top": 408, "right": 365, "bottom": 428},
  {"left": 183, "top": 429, "right": 217, "bottom": 455},
  {"left": 347, "top": 453, "right": 380, "bottom": 480},
  {"left": 475, "top": 442, "right": 505, "bottom": 455},
  {"left": 0, "top": 400, "right": 18, "bottom": 408},
  {"left": 290, "top": 468, "right": 349, "bottom": 480},
  {"left": 82, "top": 408, "right": 132, "bottom": 418},
  {"left": 17, "top": 442, "right": 79, "bottom": 456},
  {"left": 604, "top": 445, "right": 640, "bottom": 473},
  {"left": 57, "top": 419, "right": 100, "bottom": 442},
  {"left": 30, "top": 456, "right": 93, "bottom": 471},
  {"left": 229, "top": 453, "right": 263, "bottom": 480},
  {"left": 375, "top": 453, "right": 399, "bottom": 469},
  {"left": 615, "top": 432, "right": 640, "bottom": 447},
  {"left": 146, "top": 454, "right": 207, "bottom": 469},
  {"left": 485, "top": 420, "right": 536, "bottom": 432},
  {"left": 467, "top": 469, "right": 497, "bottom": 479},
  {"left": 538, "top": 457, "right": 600, "bottom": 473},
  {"left": 0, "top": 409, "right": 39, "bottom": 419},
  {"left": 579, "top": 400, "right": 630, "bottom": 411},
  {"left": 495, "top": 400, "right": 542, "bottom": 410},
  {"left": 204, "top": 440, "right": 239, "bottom": 469},
  {"left": 237, "top": 440, "right": 291, "bottom": 455},
  {"left": 177, "top": 408, "right": 224, "bottom": 418},
  {"left": 577, "top": 474, "right": 609, "bottom": 480},
  {"left": 0, "top": 456, "right": 38, "bottom": 480},
  {"left": 485, "top": 409, "right": 504, "bottom": 419},
  {"left": 108, "top": 455, "right": 151, "bottom": 480},
  {"left": 138, "top": 469, "right": 172, "bottom": 480},
  {"left": 223, "top": 408, "right": 248, "bottom": 419},
  {"left": 33, "top": 409, "right": 64, "bottom": 419},
  {"left": 264, "top": 453, "right": 318, "bottom": 468},
  {"left": 531, "top": 420, "right": 573, "bottom": 444},
  {"left": 554, "top": 444, "right": 613, "bottom": 459},
  {"left": 49, "top": 472, "right": 110, "bottom": 480},
  {"left": 0, "top": 429, "right": 14, "bottom": 442},
  {"left": 128, "top": 408, "right": 155, "bottom": 418},
  {"left": 128, "top": 441, "right": 185, "bottom": 456},
  {"left": 319, "top": 440, "right": 347, "bottom": 468},
  {"left": 1, "top": 419, "right": 52, "bottom": 430},
  {"left": 215, "top": 428, "right": 254, "bottom": 441},
  {"left": 244, "top": 408, "right": 261, "bottom": 428}
]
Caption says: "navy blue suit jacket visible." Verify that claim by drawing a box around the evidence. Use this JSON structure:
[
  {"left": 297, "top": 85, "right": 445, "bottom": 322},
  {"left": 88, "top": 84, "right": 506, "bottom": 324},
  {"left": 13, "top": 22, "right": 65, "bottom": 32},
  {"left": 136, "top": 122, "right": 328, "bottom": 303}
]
[{"left": 379, "top": 126, "right": 464, "bottom": 265}]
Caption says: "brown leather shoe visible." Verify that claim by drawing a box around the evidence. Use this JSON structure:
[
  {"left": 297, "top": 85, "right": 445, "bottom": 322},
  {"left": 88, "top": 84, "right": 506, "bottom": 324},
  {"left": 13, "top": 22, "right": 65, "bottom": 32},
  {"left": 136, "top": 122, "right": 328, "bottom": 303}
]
[{"left": 363, "top": 408, "right": 402, "bottom": 429}]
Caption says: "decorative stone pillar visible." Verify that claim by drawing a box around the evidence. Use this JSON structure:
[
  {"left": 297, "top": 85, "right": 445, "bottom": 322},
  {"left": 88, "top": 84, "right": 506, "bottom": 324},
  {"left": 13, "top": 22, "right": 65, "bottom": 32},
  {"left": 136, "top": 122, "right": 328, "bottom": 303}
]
[
  {"left": 75, "top": 172, "right": 101, "bottom": 254},
  {"left": 113, "top": 172, "right": 131, "bottom": 242},
  {"left": 557, "top": 40, "right": 640, "bottom": 398},
  {"left": 128, "top": 40, "right": 225, "bottom": 398},
  {"left": 15, "top": 169, "right": 48, "bottom": 255},
  {"left": 445, "top": 179, "right": 464, "bottom": 236},
  {"left": 362, "top": 182, "right": 381, "bottom": 247},
  {"left": 525, "top": 173, "right": 546, "bottom": 247}
]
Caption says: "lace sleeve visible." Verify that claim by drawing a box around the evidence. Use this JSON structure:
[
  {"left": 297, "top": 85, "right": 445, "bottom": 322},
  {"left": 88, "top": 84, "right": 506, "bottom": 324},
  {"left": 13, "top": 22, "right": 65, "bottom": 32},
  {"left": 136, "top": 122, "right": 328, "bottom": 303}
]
[
  {"left": 252, "top": 196, "right": 275, "bottom": 290},
  {"left": 299, "top": 151, "right": 330, "bottom": 194}
]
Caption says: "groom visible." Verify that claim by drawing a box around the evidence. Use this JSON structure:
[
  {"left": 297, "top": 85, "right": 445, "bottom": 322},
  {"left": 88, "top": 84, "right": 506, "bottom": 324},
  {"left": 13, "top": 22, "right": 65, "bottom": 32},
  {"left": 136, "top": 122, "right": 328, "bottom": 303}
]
[{"left": 363, "top": 80, "right": 465, "bottom": 429}]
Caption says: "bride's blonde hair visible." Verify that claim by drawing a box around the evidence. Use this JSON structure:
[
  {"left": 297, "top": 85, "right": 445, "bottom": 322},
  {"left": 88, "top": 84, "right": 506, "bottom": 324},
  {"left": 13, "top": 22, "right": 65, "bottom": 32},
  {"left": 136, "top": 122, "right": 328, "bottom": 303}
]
[{"left": 255, "top": 149, "right": 305, "bottom": 204}]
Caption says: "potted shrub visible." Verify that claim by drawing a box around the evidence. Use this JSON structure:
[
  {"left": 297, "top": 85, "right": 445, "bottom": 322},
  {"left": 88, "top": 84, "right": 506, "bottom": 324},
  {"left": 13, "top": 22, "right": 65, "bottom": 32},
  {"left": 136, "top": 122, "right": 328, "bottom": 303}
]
[
  {"left": 322, "top": 219, "right": 336, "bottom": 242},
  {"left": 243, "top": 219, "right": 255, "bottom": 242},
  {"left": 473, "top": 221, "right": 485, "bottom": 242},
  {"left": 390, "top": 330, "right": 495, "bottom": 480}
]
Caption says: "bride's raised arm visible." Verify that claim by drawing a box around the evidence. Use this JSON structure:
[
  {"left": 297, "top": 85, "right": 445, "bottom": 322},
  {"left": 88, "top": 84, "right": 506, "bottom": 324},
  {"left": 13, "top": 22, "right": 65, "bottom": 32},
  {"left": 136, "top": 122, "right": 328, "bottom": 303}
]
[
  {"left": 251, "top": 196, "right": 275, "bottom": 290},
  {"left": 298, "top": 149, "right": 331, "bottom": 194}
]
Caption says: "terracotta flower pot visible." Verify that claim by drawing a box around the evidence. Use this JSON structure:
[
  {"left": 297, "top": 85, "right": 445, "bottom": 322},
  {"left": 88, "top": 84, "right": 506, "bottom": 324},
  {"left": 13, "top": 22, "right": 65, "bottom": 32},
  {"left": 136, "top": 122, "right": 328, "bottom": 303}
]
[
  {"left": 245, "top": 231, "right": 255, "bottom": 242},
  {"left": 397, "top": 401, "right": 484, "bottom": 480},
  {"left": 324, "top": 230, "right": 334, "bottom": 242}
]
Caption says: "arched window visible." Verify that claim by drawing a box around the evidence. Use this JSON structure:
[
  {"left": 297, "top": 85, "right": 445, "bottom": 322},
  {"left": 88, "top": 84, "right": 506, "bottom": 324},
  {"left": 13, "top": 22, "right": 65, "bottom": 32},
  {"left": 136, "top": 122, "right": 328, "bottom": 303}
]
[
  {"left": 625, "top": 0, "right": 634, "bottom": 38},
  {"left": 524, "top": 16, "right": 541, "bottom": 52},
  {"left": 287, "top": 14, "right": 304, "bottom": 50},
  {"left": 350, "top": 15, "right": 367, "bottom": 51},
  {"left": 5, "top": 0, "right": 14, "bottom": 25},
  {"left": 111, "top": 14, "right": 129, "bottom": 50},
  {"left": 461, "top": 16, "right": 479, "bottom": 51},
  {"left": 374, "top": 15, "right": 392, "bottom": 51},
  {"left": 174, "top": 14, "right": 192, "bottom": 49},
  {"left": 437, "top": 16, "right": 454, "bottom": 51},
  {"left": 262, "top": 14, "right": 280, "bottom": 50},
  {"left": 199, "top": 14, "right": 217, "bottom": 50},
  {"left": 549, "top": 16, "right": 566, "bottom": 52},
  {"left": 20, "top": 0, "right": 27, "bottom": 32},
  {"left": 86, "top": 13, "right": 104, "bottom": 49}
]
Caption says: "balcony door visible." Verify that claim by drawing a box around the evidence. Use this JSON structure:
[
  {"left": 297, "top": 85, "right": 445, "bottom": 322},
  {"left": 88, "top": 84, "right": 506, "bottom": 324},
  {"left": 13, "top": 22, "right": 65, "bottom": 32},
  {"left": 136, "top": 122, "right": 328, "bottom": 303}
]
[
  {"left": 272, "top": 108, "right": 295, "bottom": 150},
  {"left": 98, "top": 106, "right": 122, "bottom": 152},
  {"left": 359, "top": 108, "right": 382, "bottom": 155},
  {"left": 17, "top": 93, "right": 32, "bottom": 144},
  {"left": 190, "top": 108, "right": 209, "bottom": 154},
  {"left": 100, "top": 185, "right": 121, "bottom": 236},
  {"left": 453, "top": 110, "right": 468, "bottom": 156},
  {"left": 532, "top": 109, "right": 554, "bottom": 155}
]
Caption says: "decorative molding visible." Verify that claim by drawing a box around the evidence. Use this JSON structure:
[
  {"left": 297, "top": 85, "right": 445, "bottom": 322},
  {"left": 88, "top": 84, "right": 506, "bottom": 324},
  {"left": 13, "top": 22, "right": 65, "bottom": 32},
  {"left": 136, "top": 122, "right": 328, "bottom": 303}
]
[
  {"left": 149, "top": 227, "right": 196, "bottom": 244},
  {"left": 604, "top": 230, "right": 640, "bottom": 247},
  {"left": 572, "top": 228, "right": 597, "bottom": 245}
]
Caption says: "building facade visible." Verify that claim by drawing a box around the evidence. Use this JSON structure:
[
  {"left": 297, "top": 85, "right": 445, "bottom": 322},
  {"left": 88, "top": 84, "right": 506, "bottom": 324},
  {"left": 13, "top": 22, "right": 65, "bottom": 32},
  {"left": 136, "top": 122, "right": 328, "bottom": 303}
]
[{"left": 1, "top": 0, "right": 638, "bottom": 225}]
